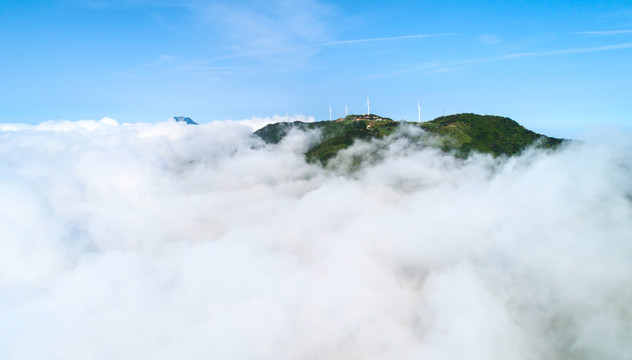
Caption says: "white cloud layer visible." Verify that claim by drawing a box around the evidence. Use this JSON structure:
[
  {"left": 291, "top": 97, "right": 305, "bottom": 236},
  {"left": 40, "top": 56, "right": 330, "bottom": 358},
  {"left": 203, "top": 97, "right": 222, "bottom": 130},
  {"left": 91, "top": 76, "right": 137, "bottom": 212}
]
[
  {"left": 222, "top": 114, "right": 315, "bottom": 131},
  {"left": 0, "top": 119, "right": 631, "bottom": 359}
]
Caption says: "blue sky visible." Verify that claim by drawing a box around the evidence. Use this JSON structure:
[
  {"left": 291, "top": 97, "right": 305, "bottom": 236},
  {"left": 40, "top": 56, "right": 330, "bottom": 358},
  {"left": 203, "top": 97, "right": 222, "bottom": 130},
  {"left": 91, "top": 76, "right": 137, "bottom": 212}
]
[{"left": 1, "top": 0, "right": 631, "bottom": 137}]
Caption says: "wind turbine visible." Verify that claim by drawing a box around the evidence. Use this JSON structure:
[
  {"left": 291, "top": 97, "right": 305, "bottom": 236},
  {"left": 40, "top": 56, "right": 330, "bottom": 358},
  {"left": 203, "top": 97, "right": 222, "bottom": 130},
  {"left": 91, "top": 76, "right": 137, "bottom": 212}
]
[
  {"left": 345, "top": 104, "right": 348, "bottom": 117},
  {"left": 329, "top": 106, "right": 332, "bottom": 121},
  {"left": 365, "top": 96, "right": 370, "bottom": 115},
  {"left": 417, "top": 100, "right": 421, "bottom": 122}
]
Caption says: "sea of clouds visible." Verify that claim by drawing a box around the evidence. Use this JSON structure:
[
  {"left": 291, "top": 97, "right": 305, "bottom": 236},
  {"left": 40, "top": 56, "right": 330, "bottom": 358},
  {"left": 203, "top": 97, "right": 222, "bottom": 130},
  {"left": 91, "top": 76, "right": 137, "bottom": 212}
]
[{"left": 0, "top": 117, "right": 631, "bottom": 359}]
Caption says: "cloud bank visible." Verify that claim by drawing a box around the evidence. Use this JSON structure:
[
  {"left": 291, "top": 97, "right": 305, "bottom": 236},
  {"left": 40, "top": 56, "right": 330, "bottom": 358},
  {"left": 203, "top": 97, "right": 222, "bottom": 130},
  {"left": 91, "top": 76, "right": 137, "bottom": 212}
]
[{"left": 0, "top": 118, "right": 631, "bottom": 359}]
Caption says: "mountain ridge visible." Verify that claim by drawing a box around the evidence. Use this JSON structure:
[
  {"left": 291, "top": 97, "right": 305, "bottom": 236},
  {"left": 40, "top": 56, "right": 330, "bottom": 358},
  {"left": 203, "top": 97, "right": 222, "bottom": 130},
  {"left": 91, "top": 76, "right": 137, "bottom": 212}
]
[{"left": 254, "top": 113, "right": 566, "bottom": 165}]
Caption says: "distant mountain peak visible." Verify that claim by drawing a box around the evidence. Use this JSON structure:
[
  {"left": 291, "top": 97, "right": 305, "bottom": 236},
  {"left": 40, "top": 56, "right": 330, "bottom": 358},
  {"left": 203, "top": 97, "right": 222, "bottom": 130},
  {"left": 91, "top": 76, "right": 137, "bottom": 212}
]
[{"left": 172, "top": 116, "right": 198, "bottom": 125}]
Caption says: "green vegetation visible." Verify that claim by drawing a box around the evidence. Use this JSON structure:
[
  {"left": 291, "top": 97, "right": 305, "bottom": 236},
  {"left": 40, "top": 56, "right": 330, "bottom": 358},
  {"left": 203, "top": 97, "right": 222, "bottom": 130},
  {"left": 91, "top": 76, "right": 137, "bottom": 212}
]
[
  {"left": 418, "top": 113, "right": 563, "bottom": 157},
  {"left": 253, "top": 113, "right": 565, "bottom": 166},
  {"left": 305, "top": 121, "right": 381, "bottom": 164}
]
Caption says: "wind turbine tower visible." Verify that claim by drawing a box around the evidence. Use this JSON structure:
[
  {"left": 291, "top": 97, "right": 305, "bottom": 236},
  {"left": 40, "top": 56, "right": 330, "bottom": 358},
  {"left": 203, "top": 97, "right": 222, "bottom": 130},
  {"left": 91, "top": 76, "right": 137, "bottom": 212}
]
[
  {"left": 345, "top": 104, "right": 348, "bottom": 117},
  {"left": 365, "top": 96, "right": 370, "bottom": 116},
  {"left": 329, "top": 106, "right": 332, "bottom": 121},
  {"left": 417, "top": 100, "right": 421, "bottom": 122}
]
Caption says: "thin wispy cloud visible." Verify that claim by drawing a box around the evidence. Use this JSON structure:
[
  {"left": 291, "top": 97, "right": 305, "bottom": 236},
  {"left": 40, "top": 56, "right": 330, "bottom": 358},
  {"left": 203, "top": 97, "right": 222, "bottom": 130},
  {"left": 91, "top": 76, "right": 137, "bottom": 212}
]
[
  {"left": 140, "top": 55, "right": 235, "bottom": 80},
  {"left": 477, "top": 34, "right": 503, "bottom": 45},
  {"left": 366, "top": 41, "right": 632, "bottom": 79},
  {"left": 317, "top": 33, "right": 457, "bottom": 47},
  {"left": 215, "top": 33, "right": 457, "bottom": 60},
  {"left": 502, "top": 41, "right": 632, "bottom": 59},
  {"left": 574, "top": 29, "right": 632, "bottom": 36},
  {"left": 204, "top": 0, "right": 333, "bottom": 64}
]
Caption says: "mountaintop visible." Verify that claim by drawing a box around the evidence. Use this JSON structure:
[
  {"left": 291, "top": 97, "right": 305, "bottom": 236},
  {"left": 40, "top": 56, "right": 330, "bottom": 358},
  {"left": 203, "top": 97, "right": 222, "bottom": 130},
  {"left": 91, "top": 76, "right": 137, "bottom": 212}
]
[
  {"left": 173, "top": 116, "right": 198, "bottom": 125},
  {"left": 335, "top": 114, "right": 394, "bottom": 122},
  {"left": 254, "top": 113, "right": 565, "bottom": 166}
]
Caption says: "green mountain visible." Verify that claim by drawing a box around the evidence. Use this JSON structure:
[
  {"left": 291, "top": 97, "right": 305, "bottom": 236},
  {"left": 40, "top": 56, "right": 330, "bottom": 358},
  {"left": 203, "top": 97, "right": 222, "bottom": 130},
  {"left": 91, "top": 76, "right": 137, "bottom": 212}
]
[{"left": 254, "top": 113, "right": 565, "bottom": 165}]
